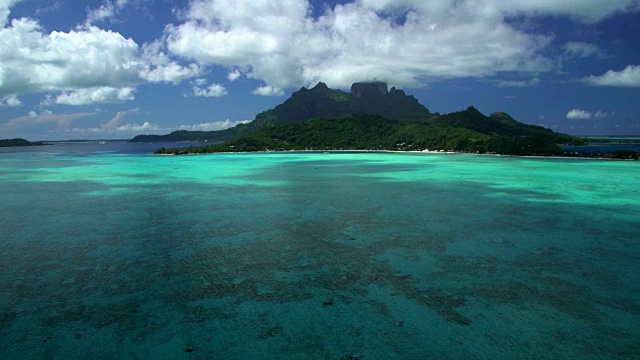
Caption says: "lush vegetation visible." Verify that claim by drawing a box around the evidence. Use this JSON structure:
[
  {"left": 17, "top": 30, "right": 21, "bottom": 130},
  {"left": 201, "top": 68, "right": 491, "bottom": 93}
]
[
  {"left": 132, "top": 81, "right": 432, "bottom": 143},
  {"left": 0, "top": 138, "right": 47, "bottom": 147},
  {"left": 139, "top": 81, "right": 629, "bottom": 159},
  {"left": 155, "top": 110, "right": 575, "bottom": 156},
  {"left": 563, "top": 149, "right": 640, "bottom": 160}
]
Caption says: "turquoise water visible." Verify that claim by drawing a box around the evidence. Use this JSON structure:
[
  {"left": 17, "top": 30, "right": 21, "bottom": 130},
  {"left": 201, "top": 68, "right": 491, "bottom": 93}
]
[{"left": 0, "top": 146, "right": 638, "bottom": 359}]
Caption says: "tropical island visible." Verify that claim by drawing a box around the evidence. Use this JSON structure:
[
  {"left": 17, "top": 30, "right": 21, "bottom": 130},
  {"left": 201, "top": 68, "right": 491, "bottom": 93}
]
[
  {"left": 130, "top": 81, "right": 637, "bottom": 159},
  {"left": 0, "top": 138, "right": 48, "bottom": 147}
]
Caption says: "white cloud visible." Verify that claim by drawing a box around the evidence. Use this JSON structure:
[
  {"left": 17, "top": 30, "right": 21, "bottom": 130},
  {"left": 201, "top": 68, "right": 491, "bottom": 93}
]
[
  {"left": 0, "top": 0, "right": 23, "bottom": 26},
  {"left": 34, "top": 2, "right": 61, "bottom": 16},
  {"left": 0, "top": 18, "right": 200, "bottom": 101},
  {"left": 484, "top": 0, "right": 640, "bottom": 23},
  {"left": 566, "top": 109, "right": 593, "bottom": 120},
  {"left": 139, "top": 62, "right": 201, "bottom": 84},
  {"left": 55, "top": 87, "right": 136, "bottom": 105},
  {"left": 164, "top": 0, "right": 640, "bottom": 91},
  {"left": 68, "top": 121, "right": 158, "bottom": 133},
  {"left": 138, "top": 40, "right": 203, "bottom": 84},
  {"left": 165, "top": 0, "right": 555, "bottom": 90},
  {"left": 2, "top": 0, "right": 639, "bottom": 106},
  {"left": 70, "top": 118, "right": 248, "bottom": 134},
  {"left": 70, "top": 118, "right": 251, "bottom": 134},
  {"left": 178, "top": 119, "right": 252, "bottom": 131},
  {"left": 562, "top": 42, "right": 607, "bottom": 59},
  {"left": 583, "top": 65, "right": 640, "bottom": 87},
  {"left": 86, "top": 0, "right": 130, "bottom": 24},
  {"left": 252, "top": 85, "right": 284, "bottom": 96},
  {"left": 0, "top": 19, "right": 139, "bottom": 96},
  {"left": 496, "top": 77, "right": 541, "bottom": 87},
  {"left": 101, "top": 108, "right": 139, "bottom": 130},
  {"left": 115, "top": 121, "right": 157, "bottom": 132},
  {"left": 193, "top": 83, "right": 227, "bottom": 97},
  {"left": 0, "top": 94, "right": 21, "bottom": 107},
  {"left": 227, "top": 69, "right": 241, "bottom": 81},
  {"left": 594, "top": 111, "right": 614, "bottom": 119},
  {"left": 565, "top": 109, "right": 613, "bottom": 120}
]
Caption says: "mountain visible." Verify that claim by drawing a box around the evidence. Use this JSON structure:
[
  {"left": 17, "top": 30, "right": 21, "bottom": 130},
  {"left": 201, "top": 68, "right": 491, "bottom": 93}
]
[
  {"left": 426, "top": 107, "right": 577, "bottom": 144},
  {"left": 131, "top": 81, "right": 432, "bottom": 142},
  {"left": 155, "top": 107, "right": 583, "bottom": 156}
]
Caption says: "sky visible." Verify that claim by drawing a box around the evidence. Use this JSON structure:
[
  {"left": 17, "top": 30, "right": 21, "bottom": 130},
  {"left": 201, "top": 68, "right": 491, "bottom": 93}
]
[{"left": 1, "top": 0, "right": 639, "bottom": 140}]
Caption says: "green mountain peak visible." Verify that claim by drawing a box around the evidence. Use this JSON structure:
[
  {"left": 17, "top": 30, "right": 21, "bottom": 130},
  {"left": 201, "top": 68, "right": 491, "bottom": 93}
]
[{"left": 131, "top": 81, "right": 432, "bottom": 142}]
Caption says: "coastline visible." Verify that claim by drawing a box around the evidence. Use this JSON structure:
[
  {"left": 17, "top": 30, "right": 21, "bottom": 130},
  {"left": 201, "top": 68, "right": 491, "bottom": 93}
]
[{"left": 153, "top": 148, "right": 638, "bottom": 160}]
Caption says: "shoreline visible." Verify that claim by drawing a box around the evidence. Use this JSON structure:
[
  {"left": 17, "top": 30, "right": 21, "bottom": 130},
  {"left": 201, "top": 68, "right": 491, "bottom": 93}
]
[{"left": 153, "top": 148, "right": 638, "bottom": 161}]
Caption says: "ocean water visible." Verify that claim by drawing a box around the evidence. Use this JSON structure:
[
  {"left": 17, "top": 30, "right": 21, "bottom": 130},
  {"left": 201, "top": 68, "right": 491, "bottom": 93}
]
[{"left": 0, "top": 144, "right": 638, "bottom": 359}]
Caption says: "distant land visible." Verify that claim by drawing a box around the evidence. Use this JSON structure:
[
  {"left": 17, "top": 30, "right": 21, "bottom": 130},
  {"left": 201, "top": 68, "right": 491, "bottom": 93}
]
[
  {"left": 0, "top": 138, "right": 48, "bottom": 147},
  {"left": 154, "top": 107, "right": 592, "bottom": 156},
  {"left": 132, "top": 81, "right": 432, "bottom": 143},
  {"left": 145, "top": 81, "right": 611, "bottom": 157},
  {"left": 148, "top": 82, "right": 639, "bottom": 159}
]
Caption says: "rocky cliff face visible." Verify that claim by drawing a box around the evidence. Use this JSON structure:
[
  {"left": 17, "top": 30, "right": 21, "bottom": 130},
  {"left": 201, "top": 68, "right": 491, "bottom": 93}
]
[
  {"left": 351, "top": 81, "right": 389, "bottom": 97},
  {"left": 348, "top": 82, "right": 430, "bottom": 121}
]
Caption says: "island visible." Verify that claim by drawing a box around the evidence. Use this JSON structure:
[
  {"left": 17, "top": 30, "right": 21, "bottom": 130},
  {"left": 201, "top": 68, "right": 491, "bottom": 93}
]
[
  {"left": 0, "top": 138, "right": 48, "bottom": 147},
  {"left": 132, "top": 81, "right": 637, "bottom": 159},
  {"left": 154, "top": 108, "right": 581, "bottom": 156},
  {"left": 132, "top": 81, "right": 432, "bottom": 143}
]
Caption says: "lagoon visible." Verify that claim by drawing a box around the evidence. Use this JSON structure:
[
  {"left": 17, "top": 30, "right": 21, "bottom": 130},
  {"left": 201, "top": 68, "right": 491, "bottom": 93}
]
[{"left": 0, "top": 143, "right": 638, "bottom": 359}]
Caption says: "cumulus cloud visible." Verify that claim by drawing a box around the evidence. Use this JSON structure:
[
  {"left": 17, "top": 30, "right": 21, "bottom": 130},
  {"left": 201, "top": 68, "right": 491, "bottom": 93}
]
[
  {"left": 193, "top": 83, "right": 227, "bottom": 97},
  {"left": 252, "top": 86, "right": 284, "bottom": 96},
  {"left": 0, "top": 94, "right": 21, "bottom": 107},
  {"left": 0, "top": 19, "right": 140, "bottom": 96},
  {"left": 583, "top": 65, "right": 640, "bottom": 87},
  {"left": 165, "top": 0, "right": 554, "bottom": 90},
  {"left": 138, "top": 40, "right": 203, "bottom": 84},
  {"left": 164, "top": 0, "right": 640, "bottom": 91},
  {"left": 178, "top": 119, "right": 252, "bottom": 131},
  {"left": 139, "top": 62, "right": 201, "bottom": 84},
  {"left": 55, "top": 87, "right": 136, "bottom": 105},
  {"left": 115, "top": 121, "right": 157, "bottom": 132},
  {"left": 227, "top": 69, "right": 241, "bottom": 81},
  {"left": 0, "top": 17, "right": 199, "bottom": 101},
  {"left": 0, "top": 0, "right": 23, "bottom": 26},
  {"left": 2, "top": 0, "right": 639, "bottom": 105},
  {"left": 566, "top": 109, "right": 593, "bottom": 120}
]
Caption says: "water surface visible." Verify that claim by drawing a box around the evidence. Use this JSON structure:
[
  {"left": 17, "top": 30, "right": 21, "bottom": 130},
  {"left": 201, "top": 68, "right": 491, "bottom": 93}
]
[{"left": 0, "top": 145, "right": 638, "bottom": 359}]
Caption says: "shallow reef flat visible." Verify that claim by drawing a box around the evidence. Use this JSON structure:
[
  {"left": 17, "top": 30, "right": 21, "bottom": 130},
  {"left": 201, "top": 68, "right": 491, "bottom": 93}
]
[{"left": 0, "top": 150, "right": 638, "bottom": 359}]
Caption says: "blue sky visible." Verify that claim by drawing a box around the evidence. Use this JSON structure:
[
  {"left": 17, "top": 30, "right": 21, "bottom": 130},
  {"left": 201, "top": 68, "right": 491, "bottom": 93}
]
[{"left": 1, "top": 0, "right": 639, "bottom": 140}]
